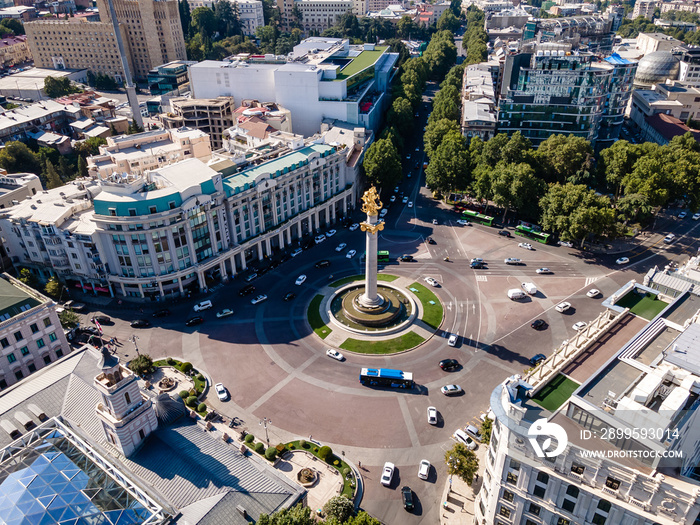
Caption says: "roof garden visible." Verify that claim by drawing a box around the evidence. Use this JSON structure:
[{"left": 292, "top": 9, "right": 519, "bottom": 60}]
[{"left": 329, "top": 46, "right": 388, "bottom": 81}]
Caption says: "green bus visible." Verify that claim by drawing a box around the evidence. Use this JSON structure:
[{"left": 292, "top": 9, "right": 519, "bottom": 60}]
[
  {"left": 515, "top": 223, "right": 551, "bottom": 244},
  {"left": 377, "top": 250, "right": 390, "bottom": 263},
  {"left": 461, "top": 209, "right": 494, "bottom": 226}
]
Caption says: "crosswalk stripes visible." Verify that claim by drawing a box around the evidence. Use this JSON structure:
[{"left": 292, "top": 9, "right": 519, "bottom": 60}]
[
  {"left": 585, "top": 277, "right": 598, "bottom": 286},
  {"left": 476, "top": 275, "right": 488, "bottom": 282}
]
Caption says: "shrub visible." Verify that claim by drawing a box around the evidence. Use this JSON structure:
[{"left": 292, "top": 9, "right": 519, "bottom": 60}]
[
  {"left": 196, "top": 373, "right": 204, "bottom": 381},
  {"left": 342, "top": 467, "right": 350, "bottom": 477},
  {"left": 178, "top": 390, "right": 189, "bottom": 399},
  {"left": 185, "top": 396, "right": 198, "bottom": 407},
  {"left": 318, "top": 445, "right": 333, "bottom": 462},
  {"left": 254, "top": 442, "right": 265, "bottom": 454},
  {"left": 244, "top": 433, "right": 255, "bottom": 443},
  {"left": 197, "top": 403, "right": 207, "bottom": 413},
  {"left": 299, "top": 439, "right": 307, "bottom": 447},
  {"left": 128, "top": 354, "right": 153, "bottom": 376},
  {"left": 314, "top": 447, "right": 319, "bottom": 452},
  {"left": 288, "top": 444, "right": 295, "bottom": 450},
  {"left": 166, "top": 358, "right": 175, "bottom": 365},
  {"left": 189, "top": 388, "right": 196, "bottom": 396},
  {"left": 181, "top": 362, "right": 193, "bottom": 373},
  {"left": 333, "top": 459, "right": 339, "bottom": 466},
  {"left": 323, "top": 496, "right": 354, "bottom": 523},
  {"left": 265, "top": 447, "right": 277, "bottom": 461}
]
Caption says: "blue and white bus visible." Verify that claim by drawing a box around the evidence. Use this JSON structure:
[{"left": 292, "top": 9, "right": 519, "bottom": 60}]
[{"left": 359, "top": 368, "right": 414, "bottom": 388}]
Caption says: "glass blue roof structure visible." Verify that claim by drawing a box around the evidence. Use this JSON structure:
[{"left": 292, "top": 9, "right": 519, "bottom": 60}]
[{"left": 0, "top": 421, "right": 165, "bottom": 525}]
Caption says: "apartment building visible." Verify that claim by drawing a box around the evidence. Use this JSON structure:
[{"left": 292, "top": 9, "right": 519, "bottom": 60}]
[
  {"left": 476, "top": 280, "right": 700, "bottom": 525},
  {"left": 189, "top": 37, "right": 399, "bottom": 137},
  {"left": 0, "top": 126, "right": 364, "bottom": 299},
  {"left": 161, "top": 97, "right": 235, "bottom": 150},
  {"left": 0, "top": 100, "right": 82, "bottom": 143},
  {"left": 185, "top": 0, "right": 264, "bottom": 36},
  {"left": 0, "top": 171, "right": 41, "bottom": 210},
  {"left": 497, "top": 43, "right": 637, "bottom": 147},
  {"left": 661, "top": 0, "right": 700, "bottom": 14},
  {"left": 25, "top": 0, "right": 186, "bottom": 80},
  {"left": 676, "top": 46, "right": 700, "bottom": 88},
  {"left": 461, "top": 62, "right": 498, "bottom": 140},
  {"left": 278, "top": 0, "right": 353, "bottom": 33},
  {"left": 0, "top": 273, "right": 70, "bottom": 390},
  {"left": 0, "top": 35, "right": 32, "bottom": 68},
  {"left": 522, "top": 15, "right": 615, "bottom": 54},
  {"left": 87, "top": 127, "right": 212, "bottom": 179},
  {"left": 147, "top": 60, "right": 197, "bottom": 96},
  {"left": 633, "top": 0, "right": 658, "bottom": 19},
  {"left": 630, "top": 81, "right": 700, "bottom": 127}
]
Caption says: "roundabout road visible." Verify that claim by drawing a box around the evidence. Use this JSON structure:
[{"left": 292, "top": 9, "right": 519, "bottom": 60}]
[{"left": 89, "top": 193, "right": 665, "bottom": 524}]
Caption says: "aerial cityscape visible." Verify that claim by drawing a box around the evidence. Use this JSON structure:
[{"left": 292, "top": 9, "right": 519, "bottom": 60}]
[{"left": 1, "top": 0, "right": 700, "bottom": 523}]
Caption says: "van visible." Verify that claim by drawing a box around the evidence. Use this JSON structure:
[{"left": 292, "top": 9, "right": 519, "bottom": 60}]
[
  {"left": 507, "top": 289, "right": 526, "bottom": 301},
  {"left": 664, "top": 233, "right": 676, "bottom": 244},
  {"left": 193, "top": 300, "right": 212, "bottom": 312},
  {"left": 521, "top": 282, "right": 537, "bottom": 295}
]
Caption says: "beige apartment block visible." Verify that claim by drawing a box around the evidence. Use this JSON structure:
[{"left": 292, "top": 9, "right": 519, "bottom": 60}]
[
  {"left": 161, "top": 97, "right": 235, "bottom": 150},
  {"left": 87, "top": 127, "right": 212, "bottom": 178},
  {"left": 0, "top": 36, "right": 32, "bottom": 67}
]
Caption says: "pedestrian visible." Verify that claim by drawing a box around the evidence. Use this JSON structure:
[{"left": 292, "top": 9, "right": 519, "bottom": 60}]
[
  {"left": 110, "top": 338, "right": 115, "bottom": 345},
  {"left": 358, "top": 460, "right": 361, "bottom": 469}
]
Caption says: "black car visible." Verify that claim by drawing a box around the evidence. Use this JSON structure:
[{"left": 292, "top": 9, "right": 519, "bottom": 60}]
[
  {"left": 239, "top": 284, "right": 256, "bottom": 296},
  {"left": 530, "top": 353, "right": 547, "bottom": 366},
  {"left": 186, "top": 316, "right": 204, "bottom": 327},
  {"left": 301, "top": 241, "right": 314, "bottom": 250},
  {"left": 315, "top": 260, "right": 331, "bottom": 269},
  {"left": 283, "top": 292, "right": 297, "bottom": 301},
  {"left": 130, "top": 319, "right": 151, "bottom": 328},
  {"left": 153, "top": 308, "right": 171, "bottom": 317},
  {"left": 426, "top": 237, "right": 436, "bottom": 244},
  {"left": 269, "top": 261, "right": 280, "bottom": 270},
  {"left": 91, "top": 315, "right": 112, "bottom": 325},
  {"left": 400, "top": 255, "right": 414, "bottom": 262},
  {"left": 498, "top": 230, "right": 511, "bottom": 237},
  {"left": 470, "top": 261, "right": 485, "bottom": 269},
  {"left": 439, "top": 358, "right": 460, "bottom": 371},
  {"left": 401, "top": 486, "right": 415, "bottom": 512},
  {"left": 80, "top": 326, "right": 100, "bottom": 336},
  {"left": 531, "top": 319, "right": 547, "bottom": 330}
]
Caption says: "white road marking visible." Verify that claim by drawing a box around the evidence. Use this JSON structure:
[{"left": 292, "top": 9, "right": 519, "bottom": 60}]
[
  {"left": 585, "top": 277, "right": 598, "bottom": 286},
  {"left": 476, "top": 275, "right": 487, "bottom": 282}
]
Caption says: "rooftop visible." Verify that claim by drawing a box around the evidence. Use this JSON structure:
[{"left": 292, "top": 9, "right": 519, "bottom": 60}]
[
  {"left": 3, "top": 181, "right": 97, "bottom": 226},
  {"left": 0, "top": 275, "right": 41, "bottom": 322}
]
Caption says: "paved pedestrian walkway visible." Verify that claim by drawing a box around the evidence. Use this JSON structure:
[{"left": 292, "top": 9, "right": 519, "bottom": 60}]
[{"left": 439, "top": 444, "right": 487, "bottom": 525}]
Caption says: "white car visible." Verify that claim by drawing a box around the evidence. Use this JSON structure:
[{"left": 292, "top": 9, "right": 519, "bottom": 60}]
[
  {"left": 536, "top": 268, "right": 552, "bottom": 274},
  {"left": 693, "top": 213, "right": 700, "bottom": 220},
  {"left": 432, "top": 219, "right": 438, "bottom": 225},
  {"left": 326, "top": 348, "right": 344, "bottom": 361},
  {"left": 380, "top": 209, "right": 388, "bottom": 217},
  {"left": 558, "top": 240, "right": 574, "bottom": 248},
  {"left": 555, "top": 302, "right": 572, "bottom": 313},
  {"left": 349, "top": 223, "right": 359, "bottom": 231},
  {"left": 586, "top": 289, "right": 601, "bottom": 298},
  {"left": 380, "top": 462, "right": 395, "bottom": 486},
  {"left": 251, "top": 294, "right": 268, "bottom": 305},
  {"left": 335, "top": 243, "right": 347, "bottom": 252},
  {"left": 346, "top": 249, "right": 357, "bottom": 259},
  {"left": 402, "top": 196, "right": 409, "bottom": 204},
  {"left": 504, "top": 258, "right": 522, "bottom": 265},
  {"left": 406, "top": 154, "right": 411, "bottom": 160},
  {"left": 326, "top": 229, "right": 336, "bottom": 237},
  {"left": 295, "top": 275, "right": 307, "bottom": 286},
  {"left": 291, "top": 248, "right": 303, "bottom": 257},
  {"left": 453, "top": 429, "right": 477, "bottom": 449},
  {"left": 679, "top": 212, "right": 688, "bottom": 219},
  {"left": 427, "top": 406, "right": 437, "bottom": 425},
  {"left": 216, "top": 309, "right": 234, "bottom": 318},
  {"left": 471, "top": 258, "right": 485, "bottom": 264},
  {"left": 390, "top": 195, "right": 396, "bottom": 202},
  {"left": 193, "top": 300, "right": 213, "bottom": 312},
  {"left": 573, "top": 321, "right": 588, "bottom": 331},
  {"left": 448, "top": 334, "right": 458, "bottom": 347},
  {"left": 518, "top": 242, "right": 533, "bottom": 250},
  {"left": 314, "top": 234, "right": 326, "bottom": 244},
  {"left": 457, "top": 219, "right": 470, "bottom": 225},
  {"left": 418, "top": 459, "right": 431, "bottom": 480},
  {"left": 616, "top": 257, "right": 630, "bottom": 265},
  {"left": 394, "top": 186, "right": 399, "bottom": 193},
  {"left": 424, "top": 277, "right": 439, "bottom": 287},
  {"left": 408, "top": 201, "right": 413, "bottom": 208},
  {"left": 214, "top": 382, "right": 228, "bottom": 401}
]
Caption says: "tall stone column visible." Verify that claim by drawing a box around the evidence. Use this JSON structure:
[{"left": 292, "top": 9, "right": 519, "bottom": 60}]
[{"left": 359, "top": 186, "right": 384, "bottom": 308}]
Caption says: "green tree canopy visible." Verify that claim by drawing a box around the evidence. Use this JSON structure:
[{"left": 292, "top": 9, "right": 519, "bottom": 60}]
[
  {"left": 128, "top": 354, "right": 154, "bottom": 376},
  {"left": 258, "top": 503, "right": 315, "bottom": 525},
  {"left": 44, "top": 160, "right": 62, "bottom": 189},
  {"left": 387, "top": 97, "right": 413, "bottom": 132},
  {"left": 534, "top": 134, "right": 593, "bottom": 184},
  {"left": 0, "top": 141, "right": 41, "bottom": 175},
  {"left": 44, "top": 76, "right": 81, "bottom": 98},
  {"left": 429, "top": 84, "right": 461, "bottom": 123},
  {"left": 445, "top": 443, "right": 479, "bottom": 485},
  {"left": 191, "top": 7, "right": 217, "bottom": 37},
  {"left": 425, "top": 130, "right": 470, "bottom": 195},
  {"left": 323, "top": 496, "right": 354, "bottom": 523},
  {"left": 44, "top": 276, "right": 62, "bottom": 299},
  {"left": 491, "top": 162, "right": 546, "bottom": 221},
  {"left": 59, "top": 309, "right": 80, "bottom": 329},
  {"left": 424, "top": 118, "right": 460, "bottom": 159},
  {"left": 362, "top": 138, "right": 402, "bottom": 189}
]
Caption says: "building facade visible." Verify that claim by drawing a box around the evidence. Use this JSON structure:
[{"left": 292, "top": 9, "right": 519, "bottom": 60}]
[
  {"left": 161, "top": 97, "right": 235, "bottom": 150},
  {"left": 0, "top": 273, "right": 70, "bottom": 390},
  {"left": 147, "top": 60, "right": 197, "bottom": 96},
  {"left": 497, "top": 44, "right": 637, "bottom": 147},
  {"left": 189, "top": 38, "right": 399, "bottom": 137},
  {"left": 185, "top": 0, "right": 264, "bottom": 36},
  {"left": 0, "top": 170, "right": 42, "bottom": 210},
  {"left": 633, "top": 0, "right": 658, "bottom": 19},
  {"left": 0, "top": 35, "right": 32, "bottom": 68},
  {"left": 0, "top": 99, "right": 82, "bottom": 143},
  {"left": 278, "top": 0, "right": 353, "bottom": 33},
  {"left": 25, "top": 0, "right": 186, "bottom": 80}
]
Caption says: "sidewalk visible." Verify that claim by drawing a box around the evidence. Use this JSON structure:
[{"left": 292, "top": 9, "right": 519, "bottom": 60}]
[{"left": 439, "top": 444, "right": 487, "bottom": 525}]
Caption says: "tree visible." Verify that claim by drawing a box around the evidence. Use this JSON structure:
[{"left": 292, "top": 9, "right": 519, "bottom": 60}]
[
  {"left": 445, "top": 443, "right": 479, "bottom": 485},
  {"left": 616, "top": 193, "right": 653, "bottom": 224},
  {"left": 598, "top": 139, "right": 642, "bottom": 197},
  {"left": 59, "top": 309, "right": 80, "bottom": 329},
  {"left": 362, "top": 138, "right": 402, "bottom": 189},
  {"left": 44, "top": 77, "right": 80, "bottom": 98},
  {"left": 18, "top": 268, "right": 39, "bottom": 289},
  {"left": 344, "top": 513, "right": 382, "bottom": 525},
  {"left": 424, "top": 118, "right": 459, "bottom": 159},
  {"left": 58, "top": 156, "right": 72, "bottom": 180},
  {"left": 44, "top": 160, "right": 63, "bottom": 189},
  {"left": 490, "top": 162, "right": 546, "bottom": 222},
  {"left": 74, "top": 137, "right": 107, "bottom": 157},
  {"left": 540, "top": 183, "right": 616, "bottom": 246},
  {"left": 323, "top": 496, "right": 354, "bottom": 523},
  {"left": 0, "top": 18, "right": 23, "bottom": 35},
  {"left": 77, "top": 155, "right": 88, "bottom": 178},
  {"left": 480, "top": 417, "right": 493, "bottom": 444},
  {"left": 387, "top": 97, "right": 413, "bottom": 133},
  {"left": 215, "top": 0, "right": 240, "bottom": 37},
  {"left": 178, "top": 0, "right": 192, "bottom": 37},
  {"left": 534, "top": 134, "right": 593, "bottom": 184},
  {"left": 437, "top": 9, "right": 460, "bottom": 32},
  {"left": 258, "top": 504, "right": 315, "bottom": 525},
  {"left": 191, "top": 7, "right": 217, "bottom": 37},
  {"left": 128, "top": 354, "right": 154, "bottom": 376},
  {"left": 397, "top": 16, "right": 417, "bottom": 39},
  {"left": 44, "top": 276, "right": 62, "bottom": 299},
  {"left": 430, "top": 84, "right": 461, "bottom": 123},
  {"left": 128, "top": 120, "right": 144, "bottom": 135},
  {"left": 0, "top": 141, "right": 41, "bottom": 175},
  {"left": 425, "top": 130, "right": 470, "bottom": 195},
  {"left": 477, "top": 133, "right": 509, "bottom": 168}
]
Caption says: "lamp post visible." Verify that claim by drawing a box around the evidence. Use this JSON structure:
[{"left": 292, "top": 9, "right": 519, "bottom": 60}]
[
  {"left": 259, "top": 417, "right": 271, "bottom": 446},
  {"left": 130, "top": 334, "right": 139, "bottom": 355}
]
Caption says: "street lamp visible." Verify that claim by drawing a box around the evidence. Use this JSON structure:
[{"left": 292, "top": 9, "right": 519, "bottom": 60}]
[
  {"left": 259, "top": 417, "right": 271, "bottom": 446},
  {"left": 130, "top": 334, "right": 139, "bottom": 355}
]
